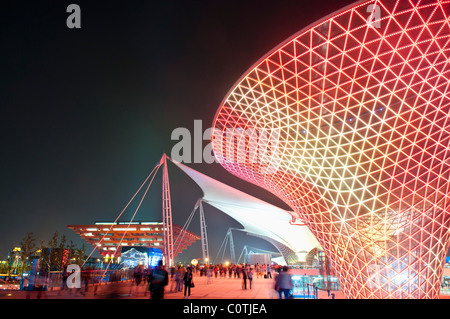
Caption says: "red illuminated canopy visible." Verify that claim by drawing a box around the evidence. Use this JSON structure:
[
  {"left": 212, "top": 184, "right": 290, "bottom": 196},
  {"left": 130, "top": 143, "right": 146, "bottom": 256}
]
[{"left": 212, "top": 0, "right": 450, "bottom": 298}]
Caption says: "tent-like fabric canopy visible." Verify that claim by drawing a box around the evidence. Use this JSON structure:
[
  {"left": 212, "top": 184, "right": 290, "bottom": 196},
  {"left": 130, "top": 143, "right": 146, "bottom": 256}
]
[{"left": 170, "top": 158, "right": 321, "bottom": 263}]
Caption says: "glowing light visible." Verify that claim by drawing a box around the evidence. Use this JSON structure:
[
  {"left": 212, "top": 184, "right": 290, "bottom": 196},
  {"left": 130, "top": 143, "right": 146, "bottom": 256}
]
[{"left": 212, "top": 0, "right": 450, "bottom": 299}]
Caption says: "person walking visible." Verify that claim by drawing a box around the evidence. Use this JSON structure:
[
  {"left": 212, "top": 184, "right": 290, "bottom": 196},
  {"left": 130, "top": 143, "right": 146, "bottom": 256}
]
[
  {"left": 266, "top": 264, "right": 272, "bottom": 279},
  {"left": 242, "top": 266, "right": 248, "bottom": 290},
  {"left": 148, "top": 260, "right": 169, "bottom": 299},
  {"left": 130, "top": 264, "right": 143, "bottom": 296},
  {"left": 206, "top": 266, "right": 213, "bottom": 284},
  {"left": 59, "top": 266, "right": 68, "bottom": 295},
  {"left": 183, "top": 267, "right": 194, "bottom": 299},
  {"left": 248, "top": 267, "right": 254, "bottom": 289},
  {"left": 175, "top": 266, "right": 184, "bottom": 292},
  {"left": 274, "top": 266, "right": 293, "bottom": 299}
]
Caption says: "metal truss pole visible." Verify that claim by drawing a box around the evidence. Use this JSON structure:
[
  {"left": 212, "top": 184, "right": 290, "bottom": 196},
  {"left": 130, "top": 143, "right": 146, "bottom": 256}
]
[
  {"left": 228, "top": 228, "right": 236, "bottom": 265},
  {"left": 199, "top": 200, "right": 210, "bottom": 265},
  {"left": 238, "top": 246, "right": 248, "bottom": 265},
  {"left": 161, "top": 154, "right": 174, "bottom": 268}
]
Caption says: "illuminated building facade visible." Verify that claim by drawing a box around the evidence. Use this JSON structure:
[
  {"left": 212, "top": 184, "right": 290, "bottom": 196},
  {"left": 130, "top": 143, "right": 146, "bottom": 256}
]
[
  {"left": 212, "top": 0, "right": 450, "bottom": 298},
  {"left": 68, "top": 221, "right": 200, "bottom": 259}
]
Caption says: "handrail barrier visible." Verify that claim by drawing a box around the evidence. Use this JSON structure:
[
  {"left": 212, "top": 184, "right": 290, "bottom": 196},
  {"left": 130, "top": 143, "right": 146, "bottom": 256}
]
[
  {"left": 20, "top": 268, "right": 136, "bottom": 291},
  {"left": 291, "top": 274, "right": 339, "bottom": 299}
]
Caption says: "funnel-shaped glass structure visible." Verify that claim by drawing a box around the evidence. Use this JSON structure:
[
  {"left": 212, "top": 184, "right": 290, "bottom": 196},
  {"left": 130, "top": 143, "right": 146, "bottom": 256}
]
[{"left": 212, "top": 0, "right": 450, "bottom": 298}]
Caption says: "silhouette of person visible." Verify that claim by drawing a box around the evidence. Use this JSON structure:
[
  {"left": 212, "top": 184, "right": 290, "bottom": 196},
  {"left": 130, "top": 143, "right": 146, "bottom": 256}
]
[
  {"left": 183, "top": 267, "right": 194, "bottom": 299},
  {"left": 148, "top": 260, "right": 169, "bottom": 299},
  {"left": 275, "top": 266, "right": 293, "bottom": 299}
]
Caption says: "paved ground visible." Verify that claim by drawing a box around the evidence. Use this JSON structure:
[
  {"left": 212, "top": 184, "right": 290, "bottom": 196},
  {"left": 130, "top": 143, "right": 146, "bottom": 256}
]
[
  {"left": 2, "top": 273, "right": 450, "bottom": 299},
  {"left": 0, "top": 273, "right": 344, "bottom": 299}
]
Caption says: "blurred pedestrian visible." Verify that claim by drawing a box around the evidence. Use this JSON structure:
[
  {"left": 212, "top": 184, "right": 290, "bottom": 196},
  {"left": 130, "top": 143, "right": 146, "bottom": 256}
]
[
  {"left": 242, "top": 266, "right": 248, "bottom": 290},
  {"left": 148, "top": 260, "right": 169, "bottom": 299},
  {"left": 82, "top": 268, "right": 92, "bottom": 295},
  {"left": 130, "top": 264, "right": 143, "bottom": 296},
  {"left": 275, "top": 266, "right": 293, "bottom": 299},
  {"left": 173, "top": 266, "right": 183, "bottom": 292},
  {"left": 266, "top": 264, "right": 272, "bottom": 279},
  {"left": 206, "top": 266, "right": 213, "bottom": 284},
  {"left": 134, "top": 264, "right": 143, "bottom": 286},
  {"left": 61, "top": 266, "right": 68, "bottom": 292}
]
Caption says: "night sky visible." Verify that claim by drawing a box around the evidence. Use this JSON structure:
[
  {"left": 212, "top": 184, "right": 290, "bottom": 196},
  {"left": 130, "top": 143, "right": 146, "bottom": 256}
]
[{"left": 1, "top": 0, "right": 355, "bottom": 262}]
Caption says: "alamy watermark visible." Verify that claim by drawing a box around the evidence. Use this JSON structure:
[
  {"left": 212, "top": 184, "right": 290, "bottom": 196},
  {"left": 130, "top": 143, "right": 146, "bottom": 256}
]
[
  {"left": 66, "top": 264, "right": 81, "bottom": 288},
  {"left": 170, "top": 120, "right": 282, "bottom": 173},
  {"left": 66, "top": 4, "right": 81, "bottom": 29},
  {"left": 367, "top": 4, "right": 381, "bottom": 29}
]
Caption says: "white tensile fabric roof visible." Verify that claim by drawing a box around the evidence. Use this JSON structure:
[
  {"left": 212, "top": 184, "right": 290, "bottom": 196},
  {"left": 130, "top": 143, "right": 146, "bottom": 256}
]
[{"left": 170, "top": 159, "right": 321, "bottom": 258}]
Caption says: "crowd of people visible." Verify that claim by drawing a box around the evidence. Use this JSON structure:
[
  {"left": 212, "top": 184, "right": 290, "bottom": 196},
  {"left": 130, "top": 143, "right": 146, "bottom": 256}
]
[
  {"left": 127, "top": 261, "right": 295, "bottom": 299},
  {"left": 167, "top": 262, "right": 271, "bottom": 294},
  {"left": 182, "top": 263, "right": 275, "bottom": 282},
  {"left": 24, "top": 260, "right": 298, "bottom": 299}
]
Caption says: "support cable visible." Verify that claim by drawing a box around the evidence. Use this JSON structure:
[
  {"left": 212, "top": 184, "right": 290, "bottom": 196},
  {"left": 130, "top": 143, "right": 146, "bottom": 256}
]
[
  {"left": 81, "top": 160, "right": 161, "bottom": 271},
  {"left": 213, "top": 228, "right": 235, "bottom": 264},
  {"left": 173, "top": 199, "right": 200, "bottom": 256},
  {"left": 99, "top": 162, "right": 161, "bottom": 282}
]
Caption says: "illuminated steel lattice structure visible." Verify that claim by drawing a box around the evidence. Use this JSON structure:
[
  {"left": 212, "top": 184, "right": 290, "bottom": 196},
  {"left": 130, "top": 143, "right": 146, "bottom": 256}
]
[{"left": 212, "top": 0, "right": 450, "bottom": 298}]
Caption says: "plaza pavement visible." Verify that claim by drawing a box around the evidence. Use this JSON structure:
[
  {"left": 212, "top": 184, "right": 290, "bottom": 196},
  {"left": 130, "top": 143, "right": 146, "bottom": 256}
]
[
  {"left": 0, "top": 272, "right": 344, "bottom": 299},
  {"left": 2, "top": 273, "right": 450, "bottom": 299}
]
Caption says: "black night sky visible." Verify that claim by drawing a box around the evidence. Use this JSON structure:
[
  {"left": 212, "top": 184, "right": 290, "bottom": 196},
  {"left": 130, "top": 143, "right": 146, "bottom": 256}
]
[{"left": 1, "top": 0, "right": 356, "bottom": 262}]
